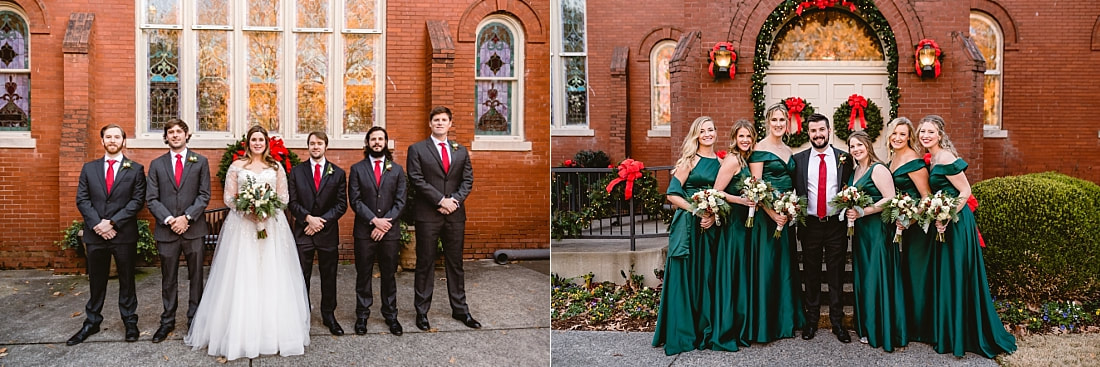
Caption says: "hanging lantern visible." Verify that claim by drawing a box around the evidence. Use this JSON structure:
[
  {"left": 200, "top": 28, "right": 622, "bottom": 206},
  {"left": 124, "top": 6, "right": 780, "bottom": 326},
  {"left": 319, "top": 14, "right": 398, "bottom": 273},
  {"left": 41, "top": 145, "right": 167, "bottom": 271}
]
[{"left": 708, "top": 42, "right": 736, "bottom": 81}]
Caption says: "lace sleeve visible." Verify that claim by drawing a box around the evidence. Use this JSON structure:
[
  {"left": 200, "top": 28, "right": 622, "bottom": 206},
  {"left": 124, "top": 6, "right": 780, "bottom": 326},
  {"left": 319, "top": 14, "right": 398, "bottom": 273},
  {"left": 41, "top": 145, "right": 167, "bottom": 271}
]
[
  {"left": 224, "top": 164, "right": 240, "bottom": 208},
  {"left": 276, "top": 164, "right": 289, "bottom": 204}
]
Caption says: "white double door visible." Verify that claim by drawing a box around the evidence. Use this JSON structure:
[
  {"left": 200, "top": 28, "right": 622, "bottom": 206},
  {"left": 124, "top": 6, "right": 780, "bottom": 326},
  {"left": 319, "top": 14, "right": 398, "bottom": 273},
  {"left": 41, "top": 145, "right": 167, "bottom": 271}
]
[{"left": 764, "top": 62, "right": 890, "bottom": 156}]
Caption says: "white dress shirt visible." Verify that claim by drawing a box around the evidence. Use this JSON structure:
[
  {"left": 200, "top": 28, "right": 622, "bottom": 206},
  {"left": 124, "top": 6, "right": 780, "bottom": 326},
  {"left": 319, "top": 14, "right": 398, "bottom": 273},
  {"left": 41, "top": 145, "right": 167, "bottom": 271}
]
[{"left": 807, "top": 146, "right": 839, "bottom": 217}]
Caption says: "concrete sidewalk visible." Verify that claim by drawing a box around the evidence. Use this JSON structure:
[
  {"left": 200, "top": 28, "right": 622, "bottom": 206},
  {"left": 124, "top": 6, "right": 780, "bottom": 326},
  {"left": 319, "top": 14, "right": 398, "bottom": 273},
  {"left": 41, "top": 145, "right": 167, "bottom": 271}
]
[
  {"left": 551, "top": 331, "right": 1001, "bottom": 367},
  {"left": 0, "top": 260, "right": 550, "bottom": 366}
]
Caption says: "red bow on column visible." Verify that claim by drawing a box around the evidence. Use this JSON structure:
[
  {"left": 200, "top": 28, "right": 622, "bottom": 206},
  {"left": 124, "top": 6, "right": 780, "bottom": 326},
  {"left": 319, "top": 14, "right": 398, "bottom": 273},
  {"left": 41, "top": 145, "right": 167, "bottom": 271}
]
[
  {"left": 847, "top": 94, "right": 867, "bottom": 130},
  {"left": 784, "top": 97, "right": 806, "bottom": 134},
  {"left": 606, "top": 159, "right": 645, "bottom": 200}
]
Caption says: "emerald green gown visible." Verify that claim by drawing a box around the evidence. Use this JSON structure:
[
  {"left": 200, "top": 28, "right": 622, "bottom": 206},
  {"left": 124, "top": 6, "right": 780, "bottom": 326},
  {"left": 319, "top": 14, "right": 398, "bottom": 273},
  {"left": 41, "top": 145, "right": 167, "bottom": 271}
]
[
  {"left": 892, "top": 158, "right": 935, "bottom": 343},
  {"left": 652, "top": 156, "right": 720, "bottom": 355},
  {"left": 742, "top": 151, "right": 804, "bottom": 343},
  {"left": 709, "top": 164, "right": 751, "bottom": 351},
  {"left": 928, "top": 159, "right": 1016, "bottom": 358},
  {"left": 850, "top": 163, "right": 908, "bottom": 351}
]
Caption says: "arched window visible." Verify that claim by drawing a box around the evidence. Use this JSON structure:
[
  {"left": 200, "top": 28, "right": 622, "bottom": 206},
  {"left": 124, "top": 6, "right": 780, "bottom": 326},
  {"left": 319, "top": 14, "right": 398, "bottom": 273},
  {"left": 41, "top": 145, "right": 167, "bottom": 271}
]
[
  {"left": 970, "top": 12, "right": 1003, "bottom": 130},
  {"left": 0, "top": 7, "right": 30, "bottom": 132},
  {"left": 771, "top": 9, "right": 883, "bottom": 61},
  {"left": 650, "top": 40, "right": 675, "bottom": 131},
  {"left": 472, "top": 15, "right": 528, "bottom": 151}
]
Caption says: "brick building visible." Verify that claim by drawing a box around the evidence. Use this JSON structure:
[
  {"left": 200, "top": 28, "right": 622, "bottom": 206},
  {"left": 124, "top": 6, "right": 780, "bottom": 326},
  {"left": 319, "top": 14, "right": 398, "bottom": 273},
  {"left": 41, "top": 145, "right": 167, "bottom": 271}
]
[
  {"left": 551, "top": 0, "right": 1100, "bottom": 184},
  {"left": 0, "top": 0, "right": 549, "bottom": 272}
]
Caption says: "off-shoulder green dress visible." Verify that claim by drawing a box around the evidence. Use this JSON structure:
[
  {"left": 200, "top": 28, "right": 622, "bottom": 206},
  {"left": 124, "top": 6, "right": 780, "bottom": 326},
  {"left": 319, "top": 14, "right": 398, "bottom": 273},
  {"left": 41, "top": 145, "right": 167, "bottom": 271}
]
[{"left": 892, "top": 158, "right": 935, "bottom": 343}]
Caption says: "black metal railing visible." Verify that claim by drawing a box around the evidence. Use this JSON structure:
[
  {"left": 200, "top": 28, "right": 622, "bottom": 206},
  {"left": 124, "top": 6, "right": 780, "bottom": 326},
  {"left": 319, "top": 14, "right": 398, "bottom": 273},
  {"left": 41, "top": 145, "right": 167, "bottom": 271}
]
[{"left": 551, "top": 166, "right": 673, "bottom": 250}]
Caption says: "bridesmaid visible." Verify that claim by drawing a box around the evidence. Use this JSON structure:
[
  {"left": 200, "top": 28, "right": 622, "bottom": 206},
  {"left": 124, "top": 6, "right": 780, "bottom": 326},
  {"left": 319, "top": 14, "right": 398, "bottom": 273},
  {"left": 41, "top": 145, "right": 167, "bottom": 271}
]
[
  {"left": 652, "top": 116, "right": 721, "bottom": 355},
  {"left": 743, "top": 104, "right": 805, "bottom": 343},
  {"left": 917, "top": 115, "right": 1016, "bottom": 358},
  {"left": 885, "top": 117, "right": 934, "bottom": 343},
  {"left": 844, "top": 131, "right": 907, "bottom": 351},
  {"left": 709, "top": 119, "right": 757, "bottom": 351}
]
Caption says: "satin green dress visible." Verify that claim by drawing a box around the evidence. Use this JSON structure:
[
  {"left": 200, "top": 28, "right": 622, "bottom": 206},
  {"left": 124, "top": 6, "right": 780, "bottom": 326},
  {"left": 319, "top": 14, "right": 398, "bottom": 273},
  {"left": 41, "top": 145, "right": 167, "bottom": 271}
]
[
  {"left": 850, "top": 163, "right": 908, "bottom": 351},
  {"left": 928, "top": 159, "right": 1016, "bottom": 358},
  {"left": 742, "top": 151, "right": 804, "bottom": 343},
  {"left": 709, "top": 164, "right": 751, "bottom": 351},
  {"left": 892, "top": 158, "right": 936, "bottom": 343},
  {"left": 652, "top": 157, "right": 720, "bottom": 355}
]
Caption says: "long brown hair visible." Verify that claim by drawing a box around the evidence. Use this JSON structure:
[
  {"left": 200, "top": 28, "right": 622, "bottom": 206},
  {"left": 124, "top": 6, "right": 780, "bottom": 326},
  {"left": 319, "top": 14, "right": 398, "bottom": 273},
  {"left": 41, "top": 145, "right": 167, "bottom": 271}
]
[
  {"left": 728, "top": 119, "right": 756, "bottom": 167},
  {"left": 847, "top": 131, "right": 882, "bottom": 167},
  {"left": 240, "top": 125, "right": 279, "bottom": 168}
]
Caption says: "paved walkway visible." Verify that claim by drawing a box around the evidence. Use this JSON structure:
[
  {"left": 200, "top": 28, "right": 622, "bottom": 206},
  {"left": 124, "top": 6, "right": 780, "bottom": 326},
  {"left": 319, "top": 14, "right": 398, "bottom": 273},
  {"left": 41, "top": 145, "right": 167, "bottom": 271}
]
[
  {"left": 0, "top": 260, "right": 550, "bottom": 366},
  {"left": 551, "top": 331, "right": 1001, "bottom": 367}
]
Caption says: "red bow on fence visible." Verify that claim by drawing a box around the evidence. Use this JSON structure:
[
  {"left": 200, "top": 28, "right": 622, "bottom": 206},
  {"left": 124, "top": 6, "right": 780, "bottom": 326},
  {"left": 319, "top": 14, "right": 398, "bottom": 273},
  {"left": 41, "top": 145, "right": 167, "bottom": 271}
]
[
  {"left": 785, "top": 97, "right": 806, "bottom": 134},
  {"left": 606, "top": 159, "right": 645, "bottom": 200},
  {"left": 848, "top": 94, "right": 867, "bottom": 130}
]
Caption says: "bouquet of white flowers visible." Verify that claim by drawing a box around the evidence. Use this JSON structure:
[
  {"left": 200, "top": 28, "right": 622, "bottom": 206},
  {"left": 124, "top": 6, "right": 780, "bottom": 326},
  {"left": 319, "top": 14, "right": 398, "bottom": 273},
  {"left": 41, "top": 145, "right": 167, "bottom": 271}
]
[
  {"left": 829, "top": 186, "right": 874, "bottom": 237},
  {"left": 917, "top": 191, "right": 960, "bottom": 243},
  {"left": 880, "top": 192, "right": 919, "bottom": 250},
  {"left": 769, "top": 190, "right": 806, "bottom": 238},
  {"left": 739, "top": 176, "right": 773, "bottom": 228},
  {"left": 690, "top": 189, "right": 731, "bottom": 227},
  {"left": 234, "top": 175, "right": 286, "bottom": 239}
]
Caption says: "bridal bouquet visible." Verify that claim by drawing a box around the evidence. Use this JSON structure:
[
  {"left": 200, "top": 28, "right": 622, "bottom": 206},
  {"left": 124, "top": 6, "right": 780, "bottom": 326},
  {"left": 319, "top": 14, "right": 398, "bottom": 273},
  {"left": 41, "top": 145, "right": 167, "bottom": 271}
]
[
  {"left": 769, "top": 190, "right": 806, "bottom": 238},
  {"left": 918, "top": 191, "right": 960, "bottom": 243},
  {"left": 739, "top": 176, "right": 774, "bottom": 228},
  {"left": 690, "top": 189, "right": 731, "bottom": 227},
  {"left": 234, "top": 175, "right": 286, "bottom": 239},
  {"left": 880, "top": 192, "right": 919, "bottom": 250},
  {"left": 830, "top": 186, "right": 874, "bottom": 237}
]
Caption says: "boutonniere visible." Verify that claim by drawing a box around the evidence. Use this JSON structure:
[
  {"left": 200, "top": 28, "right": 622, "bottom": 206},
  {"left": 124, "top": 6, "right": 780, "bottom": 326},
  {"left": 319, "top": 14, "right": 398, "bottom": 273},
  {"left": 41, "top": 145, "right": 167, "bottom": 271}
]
[
  {"left": 449, "top": 141, "right": 460, "bottom": 152},
  {"left": 121, "top": 160, "right": 132, "bottom": 170},
  {"left": 838, "top": 154, "right": 849, "bottom": 166},
  {"left": 384, "top": 160, "right": 393, "bottom": 172},
  {"left": 325, "top": 164, "right": 334, "bottom": 176},
  {"left": 187, "top": 155, "right": 198, "bottom": 163}
]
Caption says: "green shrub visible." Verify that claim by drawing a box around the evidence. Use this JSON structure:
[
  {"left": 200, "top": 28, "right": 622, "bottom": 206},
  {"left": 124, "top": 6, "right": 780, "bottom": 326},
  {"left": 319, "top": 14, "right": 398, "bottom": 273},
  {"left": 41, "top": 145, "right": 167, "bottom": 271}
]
[
  {"left": 973, "top": 172, "right": 1100, "bottom": 304},
  {"left": 573, "top": 150, "right": 612, "bottom": 169}
]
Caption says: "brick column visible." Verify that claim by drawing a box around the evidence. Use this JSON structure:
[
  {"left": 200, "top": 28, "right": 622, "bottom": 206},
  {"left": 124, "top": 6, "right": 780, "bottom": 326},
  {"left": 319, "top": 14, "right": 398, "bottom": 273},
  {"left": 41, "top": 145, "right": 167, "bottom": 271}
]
[
  {"left": 952, "top": 31, "right": 987, "bottom": 181},
  {"left": 56, "top": 13, "right": 94, "bottom": 274},
  {"left": 609, "top": 46, "right": 629, "bottom": 160},
  {"left": 427, "top": 20, "right": 455, "bottom": 110},
  {"left": 668, "top": 31, "right": 702, "bottom": 164}
]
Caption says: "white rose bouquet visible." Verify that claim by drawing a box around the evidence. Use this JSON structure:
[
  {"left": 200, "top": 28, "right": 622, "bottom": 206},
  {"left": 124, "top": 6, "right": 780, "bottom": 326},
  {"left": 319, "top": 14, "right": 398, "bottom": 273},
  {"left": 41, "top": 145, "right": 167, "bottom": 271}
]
[
  {"left": 234, "top": 175, "right": 286, "bottom": 239},
  {"left": 880, "top": 192, "right": 919, "bottom": 250},
  {"left": 690, "top": 189, "right": 731, "bottom": 227},
  {"left": 917, "top": 191, "right": 960, "bottom": 243},
  {"left": 739, "top": 176, "right": 774, "bottom": 228},
  {"left": 830, "top": 186, "right": 874, "bottom": 237},
  {"left": 769, "top": 190, "right": 806, "bottom": 238}
]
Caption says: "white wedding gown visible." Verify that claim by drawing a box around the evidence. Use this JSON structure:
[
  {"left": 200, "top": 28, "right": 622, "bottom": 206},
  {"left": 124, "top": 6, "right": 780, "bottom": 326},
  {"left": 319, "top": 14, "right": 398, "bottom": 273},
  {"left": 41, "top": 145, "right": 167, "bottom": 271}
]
[{"left": 185, "top": 164, "right": 310, "bottom": 360}]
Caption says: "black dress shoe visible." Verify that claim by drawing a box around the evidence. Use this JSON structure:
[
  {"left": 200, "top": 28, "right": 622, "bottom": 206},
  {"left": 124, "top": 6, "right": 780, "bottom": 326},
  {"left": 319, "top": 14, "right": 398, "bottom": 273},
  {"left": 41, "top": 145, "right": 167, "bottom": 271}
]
[
  {"left": 152, "top": 324, "right": 174, "bottom": 343},
  {"left": 833, "top": 326, "right": 852, "bottom": 343},
  {"left": 415, "top": 314, "right": 430, "bottom": 331},
  {"left": 802, "top": 325, "right": 817, "bottom": 340},
  {"left": 322, "top": 317, "right": 345, "bottom": 336},
  {"left": 124, "top": 323, "right": 140, "bottom": 342},
  {"left": 386, "top": 318, "right": 403, "bottom": 336},
  {"left": 452, "top": 313, "right": 482, "bottom": 329},
  {"left": 354, "top": 318, "right": 368, "bottom": 335},
  {"left": 66, "top": 324, "right": 100, "bottom": 346}
]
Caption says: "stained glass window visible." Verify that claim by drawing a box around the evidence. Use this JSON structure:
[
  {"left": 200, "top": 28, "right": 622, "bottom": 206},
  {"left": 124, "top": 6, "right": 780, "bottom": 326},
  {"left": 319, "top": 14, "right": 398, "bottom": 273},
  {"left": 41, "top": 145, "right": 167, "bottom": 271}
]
[
  {"left": 556, "top": 0, "right": 588, "bottom": 127},
  {"left": 770, "top": 9, "right": 883, "bottom": 61},
  {"left": 147, "top": 29, "right": 180, "bottom": 131},
  {"left": 650, "top": 41, "right": 675, "bottom": 129},
  {"left": 475, "top": 20, "right": 516, "bottom": 136},
  {"left": 971, "top": 12, "right": 1002, "bottom": 129},
  {"left": 296, "top": 33, "right": 328, "bottom": 134},
  {"left": 196, "top": 31, "right": 230, "bottom": 132},
  {"left": 0, "top": 10, "right": 29, "bottom": 131},
  {"left": 145, "top": 0, "right": 181, "bottom": 26},
  {"left": 343, "top": 34, "right": 377, "bottom": 134},
  {"left": 195, "top": 0, "right": 228, "bottom": 26}
]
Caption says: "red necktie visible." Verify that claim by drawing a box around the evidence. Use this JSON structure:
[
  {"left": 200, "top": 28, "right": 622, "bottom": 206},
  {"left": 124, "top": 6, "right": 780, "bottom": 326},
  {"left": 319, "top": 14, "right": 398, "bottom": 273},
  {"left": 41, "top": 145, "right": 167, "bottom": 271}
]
[
  {"left": 817, "top": 154, "right": 828, "bottom": 219},
  {"left": 314, "top": 163, "right": 322, "bottom": 191},
  {"left": 174, "top": 154, "right": 183, "bottom": 187},
  {"left": 374, "top": 160, "right": 383, "bottom": 186},
  {"left": 439, "top": 143, "right": 450, "bottom": 174},
  {"left": 106, "top": 159, "right": 116, "bottom": 195}
]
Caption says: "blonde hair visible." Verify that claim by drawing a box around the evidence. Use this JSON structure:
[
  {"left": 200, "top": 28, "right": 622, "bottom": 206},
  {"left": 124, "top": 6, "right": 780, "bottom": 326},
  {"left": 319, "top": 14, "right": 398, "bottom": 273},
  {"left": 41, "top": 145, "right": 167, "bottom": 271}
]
[
  {"left": 764, "top": 102, "right": 789, "bottom": 138},
  {"left": 674, "top": 116, "right": 714, "bottom": 171},
  {"left": 886, "top": 117, "right": 921, "bottom": 159},
  {"left": 847, "top": 131, "right": 882, "bottom": 166},
  {"left": 728, "top": 119, "right": 756, "bottom": 167},
  {"left": 917, "top": 114, "right": 958, "bottom": 156}
]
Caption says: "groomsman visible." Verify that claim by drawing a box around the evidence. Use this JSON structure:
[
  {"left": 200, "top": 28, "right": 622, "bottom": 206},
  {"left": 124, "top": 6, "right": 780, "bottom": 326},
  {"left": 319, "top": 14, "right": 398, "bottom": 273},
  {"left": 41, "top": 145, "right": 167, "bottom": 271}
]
[
  {"left": 792, "top": 114, "right": 854, "bottom": 343},
  {"left": 69, "top": 124, "right": 146, "bottom": 345},
  {"left": 407, "top": 106, "right": 480, "bottom": 330},
  {"left": 348, "top": 126, "right": 407, "bottom": 336},
  {"left": 288, "top": 131, "right": 348, "bottom": 336},
  {"left": 145, "top": 118, "right": 211, "bottom": 343}
]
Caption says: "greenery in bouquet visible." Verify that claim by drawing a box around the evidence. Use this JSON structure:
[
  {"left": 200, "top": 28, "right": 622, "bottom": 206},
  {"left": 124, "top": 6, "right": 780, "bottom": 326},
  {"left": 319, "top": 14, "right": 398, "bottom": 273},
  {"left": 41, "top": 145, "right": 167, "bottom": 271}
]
[
  {"left": 829, "top": 185, "right": 874, "bottom": 236},
  {"left": 880, "top": 192, "right": 919, "bottom": 247},
  {"left": 917, "top": 190, "right": 960, "bottom": 242},
  {"left": 770, "top": 190, "right": 806, "bottom": 238},
  {"left": 689, "top": 189, "right": 731, "bottom": 227},
  {"left": 234, "top": 175, "right": 287, "bottom": 239},
  {"left": 739, "top": 176, "right": 774, "bottom": 228}
]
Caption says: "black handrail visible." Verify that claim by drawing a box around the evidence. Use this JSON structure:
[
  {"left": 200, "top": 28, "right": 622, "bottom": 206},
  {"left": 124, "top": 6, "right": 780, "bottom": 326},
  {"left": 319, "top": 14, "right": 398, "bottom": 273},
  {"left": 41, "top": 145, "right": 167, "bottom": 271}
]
[{"left": 551, "top": 166, "right": 673, "bottom": 250}]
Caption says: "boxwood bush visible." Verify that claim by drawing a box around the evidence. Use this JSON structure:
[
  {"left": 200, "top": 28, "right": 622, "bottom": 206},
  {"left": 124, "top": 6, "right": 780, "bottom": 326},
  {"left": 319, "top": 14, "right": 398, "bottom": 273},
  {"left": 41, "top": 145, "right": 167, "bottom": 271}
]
[{"left": 973, "top": 172, "right": 1100, "bottom": 304}]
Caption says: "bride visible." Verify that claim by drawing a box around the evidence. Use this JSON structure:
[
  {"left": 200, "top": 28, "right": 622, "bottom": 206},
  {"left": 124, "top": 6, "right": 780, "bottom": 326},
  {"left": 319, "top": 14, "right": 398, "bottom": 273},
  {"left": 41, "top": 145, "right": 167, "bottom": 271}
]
[{"left": 185, "top": 125, "right": 310, "bottom": 360}]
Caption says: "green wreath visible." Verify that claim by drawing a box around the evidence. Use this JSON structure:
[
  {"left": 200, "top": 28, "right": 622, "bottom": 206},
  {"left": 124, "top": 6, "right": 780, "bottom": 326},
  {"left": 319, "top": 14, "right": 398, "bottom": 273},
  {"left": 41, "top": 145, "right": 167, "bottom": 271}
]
[
  {"left": 216, "top": 135, "right": 302, "bottom": 185},
  {"left": 756, "top": 97, "right": 816, "bottom": 148},
  {"left": 832, "top": 97, "right": 884, "bottom": 143}
]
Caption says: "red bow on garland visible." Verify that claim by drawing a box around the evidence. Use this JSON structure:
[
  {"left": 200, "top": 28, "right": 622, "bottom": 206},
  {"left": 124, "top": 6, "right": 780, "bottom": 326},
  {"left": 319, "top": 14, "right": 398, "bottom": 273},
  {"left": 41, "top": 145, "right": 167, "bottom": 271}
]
[
  {"left": 915, "top": 39, "right": 943, "bottom": 78},
  {"left": 785, "top": 97, "right": 806, "bottom": 134},
  {"left": 606, "top": 159, "right": 645, "bottom": 200},
  {"left": 796, "top": 0, "right": 856, "bottom": 15},
  {"left": 847, "top": 94, "right": 868, "bottom": 130}
]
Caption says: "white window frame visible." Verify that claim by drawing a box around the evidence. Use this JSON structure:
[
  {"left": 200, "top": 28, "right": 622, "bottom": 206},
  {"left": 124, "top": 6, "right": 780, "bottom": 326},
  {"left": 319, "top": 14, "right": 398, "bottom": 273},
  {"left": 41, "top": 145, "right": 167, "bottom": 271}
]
[
  {"left": 0, "top": 4, "right": 34, "bottom": 148},
  {"left": 471, "top": 15, "right": 530, "bottom": 151},
  {"left": 971, "top": 12, "right": 1005, "bottom": 138},
  {"left": 550, "top": 0, "right": 592, "bottom": 136},
  {"left": 648, "top": 40, "right": 675, "bottom": 138},
  {"left": 132, "top": 0, "right": 385, "bottom": 149}
]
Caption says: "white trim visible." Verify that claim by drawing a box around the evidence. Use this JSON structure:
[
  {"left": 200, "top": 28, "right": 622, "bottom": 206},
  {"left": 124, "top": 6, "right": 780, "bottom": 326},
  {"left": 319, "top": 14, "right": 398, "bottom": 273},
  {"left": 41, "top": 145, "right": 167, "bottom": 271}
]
[
  {"left": 0, "top": 132, "right": 35, "bottom": 148},
  {"left": 551, "top": 127, "right": 594, "bottom": 136},
  {"left": 550, "top": 0, "right": 589, "bottom": 129},
  {"left": 982, "top": 126, "right": 1007, "bottom": 138},
  {"left": 471, "top": 139, "right": 532, "bottom": 151},
  {"left": 649, "top": 40, "right": 675, "bottom": 133},
  {"left": 971, "top": 12, "right": 1003, "bottom": 130},
  {"left": 647, "top": 127, "right": 671, "bottom": 138},
  {"left": 768, "top": 61, "right": 889, "bottom": 74},
  {"left": 473, "top": 15, "right": 528, "bottom": 150}
]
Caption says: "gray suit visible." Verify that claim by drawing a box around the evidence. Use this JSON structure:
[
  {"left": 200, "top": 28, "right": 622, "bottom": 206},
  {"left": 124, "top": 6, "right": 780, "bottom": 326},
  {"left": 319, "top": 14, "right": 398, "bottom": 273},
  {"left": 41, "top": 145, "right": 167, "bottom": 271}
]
[
  {"left": 349, "top": 157, "right": 406, "bottom": 320},
  {"left": 146, "top": 150, "right": 211, "bottom": 326}
]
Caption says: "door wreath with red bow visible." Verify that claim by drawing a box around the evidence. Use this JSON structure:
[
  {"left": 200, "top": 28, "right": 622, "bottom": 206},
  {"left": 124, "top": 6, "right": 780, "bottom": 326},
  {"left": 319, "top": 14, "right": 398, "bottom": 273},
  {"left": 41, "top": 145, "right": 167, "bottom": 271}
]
[{"left": 832, "top": 93, "right": 884, "bottom": 143}]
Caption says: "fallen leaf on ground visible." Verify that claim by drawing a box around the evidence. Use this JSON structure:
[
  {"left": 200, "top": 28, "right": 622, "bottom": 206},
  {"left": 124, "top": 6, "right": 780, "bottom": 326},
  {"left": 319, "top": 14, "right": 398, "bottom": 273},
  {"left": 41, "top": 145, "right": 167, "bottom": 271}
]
[
  {"left": 0, "top": 347, "right": 7, "bottom": 353},
  {"left": 613, "top": 353, "right": 623, "bottom": 357},
  {"left": 74, "top": 292, "right": 82, "bottom": 296},
  {"left": 0, "top": 352, "right": 8, "bottom": 358},
  {"left": 163, "top": 355, "right": 169, "bottom": 361},
  {"left": 429, "top": 328, "right": 439, "bottom": 333},
  {"left": 449, "top": 356, "right": 456, "bottom": 364},
  {"left": 71, "top": 312, "right": 82, "bottom": 318},
  {"left": 53, "top": 292, "right": 62, "bottom": 296},
  {"left": 140, "top": 331, "right": 150, "bottom": 336},
  {"left": 215, "top": 356, "right": 227, "bottom": 364}
]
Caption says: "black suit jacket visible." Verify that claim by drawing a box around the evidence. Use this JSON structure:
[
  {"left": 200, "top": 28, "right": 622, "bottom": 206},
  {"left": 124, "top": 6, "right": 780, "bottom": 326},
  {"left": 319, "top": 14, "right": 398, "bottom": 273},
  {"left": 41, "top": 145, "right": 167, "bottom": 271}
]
[
  {"left": 288, "top": 160, "right": 347, "bottom": 245},
  {"left": 76, "top": 157, "right": 147, "bottom": 245},
  {"left": 406, "top": 138, "right": 473, "bottom": 222},
  {"left": 146, "top": 151, "right": 211, "bottom": 241},
  {"left": 348, "top": 158, "right": 407, "bottom": 241},
  {"left": 792, "top": 146, "right": 854, "bottom": 207}
]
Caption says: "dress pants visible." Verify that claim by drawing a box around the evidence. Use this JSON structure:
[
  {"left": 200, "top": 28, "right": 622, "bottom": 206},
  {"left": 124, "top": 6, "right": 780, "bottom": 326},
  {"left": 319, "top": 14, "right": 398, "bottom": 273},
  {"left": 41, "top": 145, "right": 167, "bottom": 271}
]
[
  {"left": 298, "top": 241, "right": 339, "bottom": 314},
  {"left": 413, "top": 220, "right": 468, "bottom": 316},
  {"left": 354, "top": 238, "right": 400, "bottom": 320},
  {"left": 84, "top": 241, "right": 138, "bottom": 326},
  {"left": 798, "top": 216, "right": 848, "bottom": 326},
  {"left": 157, "top": 237, "right": 205, "bottom": 326}
]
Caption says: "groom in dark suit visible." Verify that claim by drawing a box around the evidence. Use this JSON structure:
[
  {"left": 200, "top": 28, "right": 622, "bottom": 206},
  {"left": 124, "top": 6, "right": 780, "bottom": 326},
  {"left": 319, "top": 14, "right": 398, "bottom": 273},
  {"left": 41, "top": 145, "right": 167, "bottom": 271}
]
[
  {"left": 145, "top": 118, "right": 211, "bottom": 343},
  {"left": 407, "top": 106, "right": 480, "bottom": 330},
  {"left": 288, "top": 131, "right": 348, "bottom": 336},
  {"left": 69, "top": 124, "right": 146, "bottom": 345},
  {"left": 348, "top": 126, "right": 407, "bottom": 336},
  {"left": 792, "top": 113, "right": 854, "bottom": 343}
]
